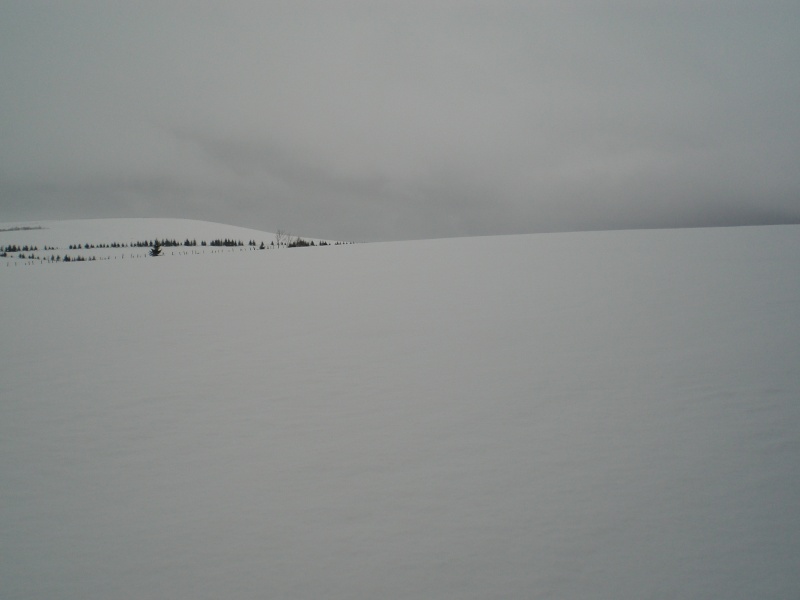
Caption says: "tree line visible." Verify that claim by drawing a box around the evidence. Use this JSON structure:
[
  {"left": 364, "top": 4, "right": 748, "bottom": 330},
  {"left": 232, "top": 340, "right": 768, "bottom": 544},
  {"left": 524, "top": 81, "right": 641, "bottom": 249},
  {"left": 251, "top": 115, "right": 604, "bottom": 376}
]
[
  {"left": 2, "top": 244, "right": 39, "bottom": 253},
  {"left": 5, "top": 231, "right": 358, "bottom": 266}
]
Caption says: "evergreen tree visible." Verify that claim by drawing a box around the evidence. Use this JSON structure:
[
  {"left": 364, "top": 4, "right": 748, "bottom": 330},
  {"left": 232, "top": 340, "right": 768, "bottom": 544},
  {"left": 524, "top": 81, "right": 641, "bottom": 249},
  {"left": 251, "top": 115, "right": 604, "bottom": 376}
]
[{"left": 150, "top": 241, "right": 163, "bottom": 257}]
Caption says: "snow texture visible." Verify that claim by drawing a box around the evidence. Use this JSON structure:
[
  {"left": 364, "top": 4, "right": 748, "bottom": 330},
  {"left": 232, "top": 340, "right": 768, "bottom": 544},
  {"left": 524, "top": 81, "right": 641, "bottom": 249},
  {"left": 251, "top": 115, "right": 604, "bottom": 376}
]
[{"left": 2, "top": 220, "right": 799, "bottom": 599}]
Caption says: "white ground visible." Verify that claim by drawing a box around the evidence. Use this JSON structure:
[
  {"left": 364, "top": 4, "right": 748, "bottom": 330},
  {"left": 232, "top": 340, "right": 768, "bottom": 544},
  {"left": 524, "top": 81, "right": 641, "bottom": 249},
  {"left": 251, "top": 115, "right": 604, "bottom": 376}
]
[
  {"left": 0, "top": 218, "right": 336, "bottom": 263},
  {"left": 2, "top": 220, "right": 799, "bottom": 599}
]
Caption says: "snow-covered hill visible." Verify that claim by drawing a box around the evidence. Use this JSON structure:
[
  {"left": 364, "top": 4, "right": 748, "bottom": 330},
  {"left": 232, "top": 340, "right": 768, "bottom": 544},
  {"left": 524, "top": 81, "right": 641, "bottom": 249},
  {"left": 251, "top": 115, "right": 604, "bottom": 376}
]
[
  {"left": 0, "top": 218, "right": 340, "bottom": 263},
  {"left": 2, "top": 220, "right": 799, "bottom": 599}
]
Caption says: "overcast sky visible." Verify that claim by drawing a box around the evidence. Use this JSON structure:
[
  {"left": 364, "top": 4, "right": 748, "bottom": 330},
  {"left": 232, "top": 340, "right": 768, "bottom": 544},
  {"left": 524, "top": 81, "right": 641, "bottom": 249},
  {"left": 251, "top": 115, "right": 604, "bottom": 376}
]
[{"left": 2, "top": 2, "right": 798, "bottom": 241}]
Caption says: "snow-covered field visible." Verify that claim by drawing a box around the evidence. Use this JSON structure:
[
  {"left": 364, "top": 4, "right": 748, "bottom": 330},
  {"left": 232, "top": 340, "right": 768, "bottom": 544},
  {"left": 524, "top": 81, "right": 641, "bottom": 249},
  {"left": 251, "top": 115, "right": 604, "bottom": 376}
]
[
  {"left": 0, "top": 218, "right": 339, "bottom": 264},
  {"left": 2, "top": 220, "right": 799, "bottom": 599}
]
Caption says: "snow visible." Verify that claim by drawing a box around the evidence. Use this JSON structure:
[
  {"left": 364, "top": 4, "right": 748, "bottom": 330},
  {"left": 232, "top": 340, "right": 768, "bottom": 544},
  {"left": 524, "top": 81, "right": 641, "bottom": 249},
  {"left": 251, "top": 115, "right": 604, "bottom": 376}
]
[
  {"left": 2, "top": 220, "right": 799, "bottom": 599},
  {"left": 0, "top": 218, "right": 335, "bottom": 262},
  {"left": 1, "top": 217, "right": 273, "bottom": 248}
]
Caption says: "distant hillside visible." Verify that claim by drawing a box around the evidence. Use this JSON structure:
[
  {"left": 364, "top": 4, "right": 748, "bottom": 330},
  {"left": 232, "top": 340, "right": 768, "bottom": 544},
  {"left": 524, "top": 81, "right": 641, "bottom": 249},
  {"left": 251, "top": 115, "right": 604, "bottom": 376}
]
[{"left": 0, "top": 218, "right": 348, "bottom": 264}]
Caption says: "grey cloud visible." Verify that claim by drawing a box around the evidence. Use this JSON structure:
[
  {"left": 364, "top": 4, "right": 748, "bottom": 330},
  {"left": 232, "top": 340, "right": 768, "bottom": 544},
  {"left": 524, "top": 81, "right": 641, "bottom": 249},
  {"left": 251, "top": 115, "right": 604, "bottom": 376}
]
[{"left": 1, "top": 1, "right": 798, "bottom": 240}]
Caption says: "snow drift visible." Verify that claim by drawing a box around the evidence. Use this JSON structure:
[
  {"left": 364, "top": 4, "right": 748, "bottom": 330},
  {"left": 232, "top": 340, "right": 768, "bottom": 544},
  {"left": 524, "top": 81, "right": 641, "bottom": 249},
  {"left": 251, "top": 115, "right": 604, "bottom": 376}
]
[{"left": 2, "top": 220, "right": 799, "bottom": 599}]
